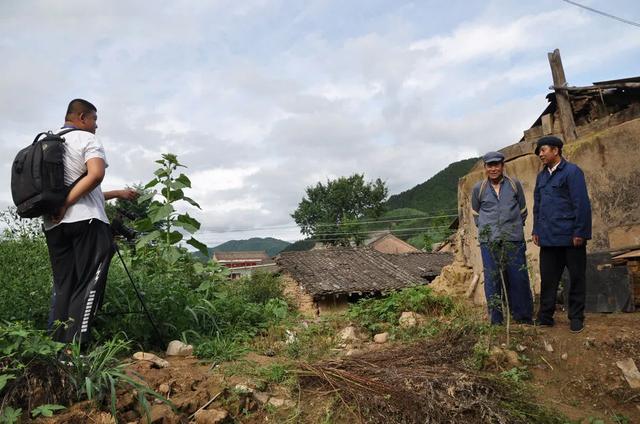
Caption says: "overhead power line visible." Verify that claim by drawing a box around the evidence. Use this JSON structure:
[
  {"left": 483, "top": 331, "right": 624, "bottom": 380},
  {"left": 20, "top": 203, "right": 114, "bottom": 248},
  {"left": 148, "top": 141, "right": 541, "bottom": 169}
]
[
  {"left": 198, "top": 211, "right": 458, "bottom": 235},
  {"left": 560, "top": 0, "right": 640, "bottom": 28}
]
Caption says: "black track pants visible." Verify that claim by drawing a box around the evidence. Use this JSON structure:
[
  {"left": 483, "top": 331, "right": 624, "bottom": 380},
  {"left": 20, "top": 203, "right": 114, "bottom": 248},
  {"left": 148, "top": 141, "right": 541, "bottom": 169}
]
[
  {"left": 45, "top": 219, "right": 114, "bottom": 344},
  {"left": 537, "top": 245, "right": 587, "bottom": 324}
]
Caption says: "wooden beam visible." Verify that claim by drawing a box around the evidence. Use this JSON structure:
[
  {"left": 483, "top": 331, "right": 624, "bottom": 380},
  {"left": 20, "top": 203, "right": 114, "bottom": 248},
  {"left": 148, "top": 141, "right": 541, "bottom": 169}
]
[{"left": 548, "top": 49, "right": 577, "bottom": 142}]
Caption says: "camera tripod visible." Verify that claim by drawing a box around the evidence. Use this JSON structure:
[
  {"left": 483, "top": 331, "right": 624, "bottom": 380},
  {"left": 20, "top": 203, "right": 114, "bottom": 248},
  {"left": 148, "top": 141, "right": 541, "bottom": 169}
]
[{"left": 110, "top": 242, "right": 164, "bottom": 346}]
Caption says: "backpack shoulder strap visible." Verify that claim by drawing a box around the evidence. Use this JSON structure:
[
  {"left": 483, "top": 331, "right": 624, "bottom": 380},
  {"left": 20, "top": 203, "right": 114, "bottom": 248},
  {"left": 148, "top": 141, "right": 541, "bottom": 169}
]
[
  {"left": 478, "top": 179, "right": 489, "bottom": 199},
  {"left": 503, "top": 175, "right": 519, "bottom": 193}
]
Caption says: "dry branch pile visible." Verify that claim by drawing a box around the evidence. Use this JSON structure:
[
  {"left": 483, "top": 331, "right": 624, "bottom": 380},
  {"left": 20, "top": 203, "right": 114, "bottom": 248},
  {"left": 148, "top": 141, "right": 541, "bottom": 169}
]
[{"left": 298, "top": 331, "right": 558, "bottom": 424}]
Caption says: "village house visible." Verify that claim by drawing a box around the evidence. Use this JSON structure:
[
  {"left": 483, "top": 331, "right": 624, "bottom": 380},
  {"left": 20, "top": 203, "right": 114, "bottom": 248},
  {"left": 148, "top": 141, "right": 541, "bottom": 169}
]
[
  {"left": 433, "top": 49, "right": 640, "bottom": 312},
  {"left": 364, "top": 231, "right": 420, "bottom": 254},
  {"left": 276, "top": 247, "right": 452, "bottom": 315},
  {"left": 212, "top": 250, "right": 277, "bottom": 279}
]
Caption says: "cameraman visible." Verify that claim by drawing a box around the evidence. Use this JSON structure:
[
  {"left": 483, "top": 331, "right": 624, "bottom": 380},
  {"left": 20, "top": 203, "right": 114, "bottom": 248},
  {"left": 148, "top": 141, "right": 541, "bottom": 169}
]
[{"left": 44, "top": 99, "right": 138, "bottom": 346}]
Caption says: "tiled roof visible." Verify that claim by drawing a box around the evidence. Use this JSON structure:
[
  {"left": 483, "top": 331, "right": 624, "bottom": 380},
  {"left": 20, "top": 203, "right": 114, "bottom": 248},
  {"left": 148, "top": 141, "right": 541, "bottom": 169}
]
[
  {"left": 382, "top": 252, "right": 453, "bottom": 280},
  {"left": 276, "top": 247, "right": 452, "bottom": 297}
]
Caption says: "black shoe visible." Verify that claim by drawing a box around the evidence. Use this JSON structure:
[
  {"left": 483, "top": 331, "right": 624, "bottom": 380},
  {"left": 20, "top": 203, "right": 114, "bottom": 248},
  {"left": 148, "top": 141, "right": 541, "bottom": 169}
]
[
  {"left": 534, "top": 319, "right": 554, "bottom": 327},
  {"left": 570, "top": 320, "right": 584, "bottom": 333}
]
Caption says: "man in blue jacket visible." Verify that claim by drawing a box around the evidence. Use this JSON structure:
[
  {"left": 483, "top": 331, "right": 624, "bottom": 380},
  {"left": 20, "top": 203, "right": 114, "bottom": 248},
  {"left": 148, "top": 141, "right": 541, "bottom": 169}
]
[
  {"left": 472, "top": 151, "right": 533, "bottom": 325},
  {"left": 532, "top": 136, "right": 592, "bottom": 333}
]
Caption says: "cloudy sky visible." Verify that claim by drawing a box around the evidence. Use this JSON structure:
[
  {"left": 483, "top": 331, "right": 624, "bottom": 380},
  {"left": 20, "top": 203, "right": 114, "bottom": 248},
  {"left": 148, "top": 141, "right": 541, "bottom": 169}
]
[{"left": 2, "top": 0, "right": 639, "bottom": 246}]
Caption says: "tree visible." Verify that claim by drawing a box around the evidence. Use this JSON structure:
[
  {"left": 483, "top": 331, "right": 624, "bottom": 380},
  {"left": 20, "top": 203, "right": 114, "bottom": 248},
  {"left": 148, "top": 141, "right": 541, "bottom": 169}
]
[{"left": 292, "top": 174, "right": 388, "bottom": 246}]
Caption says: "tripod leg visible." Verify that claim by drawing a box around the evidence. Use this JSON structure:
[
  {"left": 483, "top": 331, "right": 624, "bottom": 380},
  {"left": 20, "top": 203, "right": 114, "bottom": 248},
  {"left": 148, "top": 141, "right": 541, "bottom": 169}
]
[{"left": 114, "top": 243, "right": 164, "bottom": 347}]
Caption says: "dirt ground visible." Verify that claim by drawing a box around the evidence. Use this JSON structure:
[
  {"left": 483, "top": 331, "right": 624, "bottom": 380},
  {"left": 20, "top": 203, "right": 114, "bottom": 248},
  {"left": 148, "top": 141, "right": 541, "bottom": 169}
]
[
  {"left": 40, "top": 311, "right": 640, "bottom": 424},
  {"left": 512, "top": 312, "right": 640, "bottom": 422}
]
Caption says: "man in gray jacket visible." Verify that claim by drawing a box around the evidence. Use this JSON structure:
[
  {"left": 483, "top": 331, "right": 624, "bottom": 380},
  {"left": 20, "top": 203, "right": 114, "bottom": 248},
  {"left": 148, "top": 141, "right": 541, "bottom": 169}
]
[{"left": 471, "top": 151, "right": 533, "bottom": 325}]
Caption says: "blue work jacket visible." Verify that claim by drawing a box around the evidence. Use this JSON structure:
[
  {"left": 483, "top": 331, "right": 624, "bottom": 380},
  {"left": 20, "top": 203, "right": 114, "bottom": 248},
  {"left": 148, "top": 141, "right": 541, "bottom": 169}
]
[
  {"left": 532, "top": 159, "right": 592, "bottom": 247},
  {"left": 471, "top": 175, "right": 527, "bottom": 242}
]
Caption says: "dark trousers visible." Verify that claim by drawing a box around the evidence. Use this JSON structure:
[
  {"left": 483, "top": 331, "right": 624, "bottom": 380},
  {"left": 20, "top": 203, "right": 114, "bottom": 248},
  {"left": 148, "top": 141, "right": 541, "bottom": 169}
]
[
  {"left": 537, "top": 245, "right": 587, "bottom": 324},
  {"left": 480, "top": 241, "right": 533, "bottom": 325},
  {"left": 45, "top": 219, "right": 114, "bottom": 344}
]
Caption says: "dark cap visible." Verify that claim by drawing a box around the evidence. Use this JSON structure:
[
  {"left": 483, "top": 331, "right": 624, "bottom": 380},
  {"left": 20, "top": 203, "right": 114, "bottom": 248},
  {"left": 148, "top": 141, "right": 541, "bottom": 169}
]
[
  {"left": 535, "top": 136, "right": 563, "bottom": 155},
  {"left": 482, "top": 151, "right": 505, "bottom": 164}
]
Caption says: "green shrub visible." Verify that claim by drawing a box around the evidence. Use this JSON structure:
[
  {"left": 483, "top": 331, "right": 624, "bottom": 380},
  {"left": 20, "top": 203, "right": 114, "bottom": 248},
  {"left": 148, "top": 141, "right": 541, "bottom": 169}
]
[
  {"left": 348, "top": 286, "right": 454, "bottom": 334},
  {"left": 0, "top": 238, "right": 51, "bottom": 327}
]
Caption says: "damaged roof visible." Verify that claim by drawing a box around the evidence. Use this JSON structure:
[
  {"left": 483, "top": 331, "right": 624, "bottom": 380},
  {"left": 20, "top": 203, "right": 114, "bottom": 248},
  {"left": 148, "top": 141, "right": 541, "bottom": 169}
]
[
  {"left": 382, "top": 252, "right": 453, "bottom": 280},
  {"left": 276, "top": 247, "right": 452, "bottom": 297}
]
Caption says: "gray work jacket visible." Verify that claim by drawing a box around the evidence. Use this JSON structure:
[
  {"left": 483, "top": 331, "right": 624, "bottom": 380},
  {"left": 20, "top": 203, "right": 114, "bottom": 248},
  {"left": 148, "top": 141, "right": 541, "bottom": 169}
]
[{"left": 471, "top": 176, "right": 527, "bottom": 242}]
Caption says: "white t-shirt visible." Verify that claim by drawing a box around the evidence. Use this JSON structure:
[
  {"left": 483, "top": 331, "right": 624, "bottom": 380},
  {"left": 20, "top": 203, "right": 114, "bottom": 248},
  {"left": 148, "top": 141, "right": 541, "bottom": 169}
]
[{"left": 43, "top": 129, "right": 109, "bottom": 231}]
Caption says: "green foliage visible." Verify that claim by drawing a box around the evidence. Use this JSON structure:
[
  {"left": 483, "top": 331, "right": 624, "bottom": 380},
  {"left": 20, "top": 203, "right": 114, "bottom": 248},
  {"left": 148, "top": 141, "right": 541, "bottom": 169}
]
[
  {"left": 386, "top": 157, "right": 478, "bottom": 214},
  {"left": 0, "top": 407, "right": 21, "bottom": 424},
  {"left": 292, "top": 174, "right": 388, "bottom": 246},
  {"left": 0, "top": 321, "right": 64, "bottom": 371},
  {"left": 0, "top": 210, "right": 51, "bottom": 327},
  {"left": 211, "top": 237, "right": 290, "bottom": 258},
  {"left": 30, "top": 404, "right": 65, "bottom": 418},
  {"left": 348, "top": 286, "right": 454, "bottom": 334},
  {"left": 280, "top": 239, "right": 316, "bottom": 253},
  {"left": 194, "top": 335, "right": 248, "bottom": 363},
  {"left": 256, "top": 363, "right": 289, "bottom": 384},
  {"left": 500, "top": 366, "right": 531, "bottom": 384},
  {"left": 64, "top": 336, "right": 169, "bottom": 418},
  {"left": 135, "top": 153, "right": 207, "bottom": 256}
]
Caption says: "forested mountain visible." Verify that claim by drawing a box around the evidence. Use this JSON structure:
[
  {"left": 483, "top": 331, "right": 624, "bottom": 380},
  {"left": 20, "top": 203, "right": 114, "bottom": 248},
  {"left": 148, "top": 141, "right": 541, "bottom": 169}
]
[
  {"left": 210, "top": 237, "right": 290, "bottom": 257},
  {"left": 385, "top": 157, "right": 478, "bottom": 214}
]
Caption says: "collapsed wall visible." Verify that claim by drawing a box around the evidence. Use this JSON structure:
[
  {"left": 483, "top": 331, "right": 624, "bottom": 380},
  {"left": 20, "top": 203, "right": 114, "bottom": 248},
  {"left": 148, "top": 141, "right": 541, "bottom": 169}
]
[{"left": 432, "top": 96, "right": 640, "bottom": 305}]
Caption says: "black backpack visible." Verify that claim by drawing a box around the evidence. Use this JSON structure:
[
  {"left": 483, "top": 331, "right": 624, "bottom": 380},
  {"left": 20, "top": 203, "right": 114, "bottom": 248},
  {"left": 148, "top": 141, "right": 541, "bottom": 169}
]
[{"left": 11, "top": 128, "right": 83, "bottom": 218}]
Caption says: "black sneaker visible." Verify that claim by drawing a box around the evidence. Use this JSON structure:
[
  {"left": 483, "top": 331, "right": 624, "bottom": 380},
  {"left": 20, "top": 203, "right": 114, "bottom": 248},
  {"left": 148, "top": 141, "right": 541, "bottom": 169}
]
[{"left": 570, "top": 320, "right": 584, "bottom": 333}]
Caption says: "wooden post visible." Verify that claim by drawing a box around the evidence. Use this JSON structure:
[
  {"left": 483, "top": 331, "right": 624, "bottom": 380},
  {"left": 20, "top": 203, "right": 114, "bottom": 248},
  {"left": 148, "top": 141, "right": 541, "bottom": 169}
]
[{"left": 548, "top": 49, "right": 577, "bottom": 142}]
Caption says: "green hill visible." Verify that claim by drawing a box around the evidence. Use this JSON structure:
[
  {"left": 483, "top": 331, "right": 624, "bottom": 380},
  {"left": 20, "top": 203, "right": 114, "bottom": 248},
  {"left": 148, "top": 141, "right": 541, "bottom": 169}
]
[
  {"left": 385, "top": 157, "right": 478, "bottom": 214},
  {"left": 211, "top": 237, "right": 290, "bottom": 257}
]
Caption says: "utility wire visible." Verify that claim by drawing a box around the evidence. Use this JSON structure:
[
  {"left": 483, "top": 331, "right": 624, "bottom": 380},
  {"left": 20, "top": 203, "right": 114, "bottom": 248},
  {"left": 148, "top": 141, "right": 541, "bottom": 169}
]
[
  {"left": 560, "top": 0, "right": 640, "bottom": 28},
  {"left": 198, "top": 211, "right": 458, "bottom": 235}
]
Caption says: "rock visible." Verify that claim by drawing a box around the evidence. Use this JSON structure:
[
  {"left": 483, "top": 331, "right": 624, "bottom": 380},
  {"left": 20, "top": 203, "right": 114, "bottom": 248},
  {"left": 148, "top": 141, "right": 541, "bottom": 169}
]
[
  {"left": 345, "top": 348, "right": 363, "bottom": 356},
  {"left": 585, "top": 337, "right": 596, "bottom": 348},
  {"left": 398, "top": 312, "right": 420, "bottom": 328},
  {"left": 133, "top": 352, "right": 169, "bottom": 368},
  {"left": 561, "top": 353, "right": 568, "bottom": 361},
  {"left": 373, "top": 332, "right": 389, "bottom": 344},
  {"left": 194, "top": 408, "right": 229, "bottom": 424},
  {"left": 516, "top": 344, "right": 527, "bottom": 352},
  {"left": 158, "top": 383, "right": 171, "bottom": 394},
  {"left": 504, "top": 350, "right": 521, "bottom": 366},
  {"left": 268, "top": 397, "right": 296, "bottom": 408},
  {"left": 166, "top": 340, "right": 193, "bottom": 356},
  {"left": 543, "top": 340, "right": 554, "bottom": 353},
  {"left": 253, "top": 391, "right": 270, "bottom": 404},
  {"left": 285, "top": 329, "right": 297, "bottom": 344},
  {"left": 338, "top": 326, "right": 359, "bottom": 342},
  {"left": 616, "top": 358, "right": 640, "bottom": 389},
  {"left": 234, "top": 384, "right": 254, "bottom": 394},
  {"left": 148, "top": 404, "right": 179, "bottom": 424}
]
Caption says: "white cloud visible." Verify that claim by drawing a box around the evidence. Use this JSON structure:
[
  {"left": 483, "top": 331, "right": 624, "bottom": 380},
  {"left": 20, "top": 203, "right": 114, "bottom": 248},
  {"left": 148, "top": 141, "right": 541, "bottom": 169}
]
[{"left": 1, "top": 0, "right": 640, "bottom": 244}]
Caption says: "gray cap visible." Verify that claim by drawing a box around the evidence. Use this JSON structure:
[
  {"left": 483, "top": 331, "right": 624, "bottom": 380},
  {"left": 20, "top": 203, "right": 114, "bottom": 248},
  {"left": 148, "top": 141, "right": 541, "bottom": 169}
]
[{"left": 482, "top": 151, "right": 505, "bottom": 164}]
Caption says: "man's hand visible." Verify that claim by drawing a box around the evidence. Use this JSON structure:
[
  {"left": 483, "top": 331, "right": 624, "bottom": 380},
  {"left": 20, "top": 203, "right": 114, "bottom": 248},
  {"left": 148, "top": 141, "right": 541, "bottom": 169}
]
[
  {"left": 532, "top": 234, "right": 539, "bottom": 246},
  {"left": 105, "top": 188, "right": 139, "bottom": 201},
  {"left": 118, "top": 188, "right": 139, "bottom": 201},
  {"left": 51, "top": 204, "right": 68, "bottom": 224},
  {"left": 573, "top": 236, "right": 585, "bottom": 247}
]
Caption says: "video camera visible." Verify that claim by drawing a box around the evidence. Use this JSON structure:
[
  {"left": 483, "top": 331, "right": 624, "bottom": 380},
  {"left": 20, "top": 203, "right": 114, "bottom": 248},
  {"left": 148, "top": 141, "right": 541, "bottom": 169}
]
[{"left": 111, "top": 207, "right": 139, "bottom": 241}]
